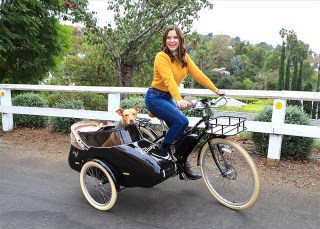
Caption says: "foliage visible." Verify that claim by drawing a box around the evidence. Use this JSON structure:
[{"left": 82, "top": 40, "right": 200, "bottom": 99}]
[
  {"left": 45, "top": 92, "right": 76, "bottom": 107},
  {"left": 251, "top": 105, "right": 314, "bottom": 160},
  {"left": 205, "top": 35, "right": 234, "bottom": 69},
  {"left": 12, "top": 93, "right": 48, "bottom": 128},
  {"left": 278, "top": 41, "right": 285, "bottom": 90},
  {"left": 121, "top": 96, "right": 147, "bottom": 113},
  {"left": 51, "top": 100, "right": 84, "bottom": 133},
  {"left": 0, "top": 0, "right": 72, "bottom": 84},
  {"left": 246, "top": 45, "right": 267, "bottom": 69},
  {"left": 263, "top": 49, "right": 280, "bottom": 71},
  {"left": 44, "top": 92, "right": 108, "bottom": 111},
  {"left": 64, "top": 0, "right": 213, "bottom": 88},
  {"left": 252, "top": 70, "right": 278, "bottom": 90},
  {"left": 77, "top": 93, "right": 108, "bottom": 111}
]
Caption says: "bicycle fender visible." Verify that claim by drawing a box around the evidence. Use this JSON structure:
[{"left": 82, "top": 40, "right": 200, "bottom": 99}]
[{"left": 91, "top": 158, "right": 120, "bottom": 191}]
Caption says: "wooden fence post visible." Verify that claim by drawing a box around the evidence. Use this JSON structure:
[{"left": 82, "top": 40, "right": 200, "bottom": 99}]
[
  {"left": 266, "top": 99, "right": 287, "bottom": 167},
  {"left": 108, "top": 93, "right": 120, "bottom": 112},
  {"left": 0, "top": 89, "right": 14, "bottom": 131}
]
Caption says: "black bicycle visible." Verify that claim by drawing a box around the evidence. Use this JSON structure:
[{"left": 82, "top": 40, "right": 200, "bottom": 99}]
[{"left": 137, "top": 95, "right": 260, "bottom": 210}]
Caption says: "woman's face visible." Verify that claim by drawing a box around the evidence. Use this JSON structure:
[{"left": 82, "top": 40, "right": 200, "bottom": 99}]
[{"left": 166, "top": 30, "right": 179, "bottom": 52}]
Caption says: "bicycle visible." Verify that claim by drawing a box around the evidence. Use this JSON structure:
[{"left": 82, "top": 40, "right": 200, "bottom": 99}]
[{"left": 137, "top": 95, "right": 260, "bottom": 210}]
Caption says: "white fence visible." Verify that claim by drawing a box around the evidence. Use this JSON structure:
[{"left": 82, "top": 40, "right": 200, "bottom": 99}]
[{"left": 1, "top": 84, "right": 320, "bottom": 166}]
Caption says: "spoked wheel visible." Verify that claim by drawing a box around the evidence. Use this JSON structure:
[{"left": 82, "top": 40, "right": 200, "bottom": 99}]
[
  {"left": 200, "top": 138, "right": 260, "bottom": 210},
  {"left": 139, "top": 126, "right": 157, "bottom": 142},
  {"left": 80, "top": 161, "right": 117, "bottom": 211}
]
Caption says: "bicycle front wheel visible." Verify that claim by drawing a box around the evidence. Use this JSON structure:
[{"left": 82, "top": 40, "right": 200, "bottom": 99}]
[
  {"left": 200, "top": 138, "right": 260, "bottom": 210},
  {"left": 80, "top": 161, "right": 118, "bottom": 211}
]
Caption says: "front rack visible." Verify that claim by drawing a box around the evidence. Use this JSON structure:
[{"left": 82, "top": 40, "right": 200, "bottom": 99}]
[{"left": 207, "top": 116, "right": 247, "bottom": 136}]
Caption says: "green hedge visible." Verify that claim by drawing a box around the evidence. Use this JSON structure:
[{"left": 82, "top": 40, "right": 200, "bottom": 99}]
[
  {"left": 12, "top": 93, "right": 48, "bottom": 128},
  {"left": 251, "top": 105, "right": 314, "bottom": 160},
  {"left": 51, "top": 100, "right": 84, "bottom": 133}
]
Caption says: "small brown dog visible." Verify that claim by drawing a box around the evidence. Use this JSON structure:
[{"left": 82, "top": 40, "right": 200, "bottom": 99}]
[
  {"left": 116, "top": 105, "right": 141, "bottom": 127},
  {"left": 101, "top": 106, "right": 141, "bottom": 147}
]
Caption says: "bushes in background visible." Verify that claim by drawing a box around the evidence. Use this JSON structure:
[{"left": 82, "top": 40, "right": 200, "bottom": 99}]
[
  {"left": 251, "top": 105, "right": 314, "bottom": 160},
  {"left": 45, "top": 92, "right": 107, "bottom": 111},
  {"left": 121, "top": 97, "right": 147, "bottom": 113},
  {"left": 12, "top": 93, "right": 48, "bottom": 128},
  {"left": 51, "top": 100, "right": 84, "bottom": 133}
]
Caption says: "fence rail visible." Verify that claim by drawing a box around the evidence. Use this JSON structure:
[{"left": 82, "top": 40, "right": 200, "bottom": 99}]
[{"left": 1, "top": 84, "right": 320, "bottom": 166}]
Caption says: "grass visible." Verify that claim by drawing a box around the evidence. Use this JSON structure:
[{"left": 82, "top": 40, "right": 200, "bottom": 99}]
[{"left": 215, "top": 98, "right": 274, "bottom": 113}]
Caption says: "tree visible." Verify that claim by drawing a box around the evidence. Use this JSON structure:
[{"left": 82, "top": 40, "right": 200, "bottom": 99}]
[
  {"left": 49, "top": 27, "right": 117, "bottom": 87},
  {"left": 283, "top": 30, "right": 298, "bottom": 90},
  {"left": 205, "top": 34, "right": 234, "bottom": 69},
  {"left": 65, "top": 0, "right": 213, "bottom": 87},
  {"left": 233, "top": 40, "right": 248, "bottom": 56},
  {"left": 264, "top": 49, "right": 280, "bottom": 72},
  {"left": 186, "top": 31, "right": 202, "bottom": 88},
  {"left": 186, "top": 31, "right": 202, "bottom": 51},
  {"left": 295, "top": 40, "right": 308, "bottom": 91},
  {"left": 278, "top": 41, "right": 285, "bottom": 90},
  {"left": 246, "top": 44, "right": 267, "bottom": 69},
  {"left": 284, "top": 57, "right": 291, "bottom": 90},
  {"left": 0, "top": 0, "right": 72, "bottom": 84}
]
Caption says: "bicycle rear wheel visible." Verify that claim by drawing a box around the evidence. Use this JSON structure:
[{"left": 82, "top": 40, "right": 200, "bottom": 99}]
[
  {"left": 200, "top": 138, "right": 260, "bottom": 210},
  {"left": 139, "top": 126, "right": 157, "bottom": 142}
]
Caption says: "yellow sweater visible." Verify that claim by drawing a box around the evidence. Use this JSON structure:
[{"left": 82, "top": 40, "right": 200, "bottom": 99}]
[{"left": 150, "top": 51, "right": 218, "bottom": 101}]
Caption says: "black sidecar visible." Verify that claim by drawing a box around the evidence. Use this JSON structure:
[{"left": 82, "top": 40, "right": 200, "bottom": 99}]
[{"left": 69, "top": 121, "right": 177, "bottom": 191}]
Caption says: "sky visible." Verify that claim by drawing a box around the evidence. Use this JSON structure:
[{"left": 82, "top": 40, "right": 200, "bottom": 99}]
[{"left": 87, "top": 0, "right": 320, "bottom": 53}]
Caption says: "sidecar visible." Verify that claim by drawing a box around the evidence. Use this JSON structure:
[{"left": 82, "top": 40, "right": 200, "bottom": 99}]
[{"left": 68, "top": 121, "right": 177, "bottom": 211}]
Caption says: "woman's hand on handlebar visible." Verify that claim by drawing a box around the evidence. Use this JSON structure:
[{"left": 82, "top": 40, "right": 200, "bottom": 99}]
[
  {"left": 176, "top": 100, "right": 191, "bottom": 109},
  {"left": 216, "top": 89, "right": 226, "bottom": 96}
]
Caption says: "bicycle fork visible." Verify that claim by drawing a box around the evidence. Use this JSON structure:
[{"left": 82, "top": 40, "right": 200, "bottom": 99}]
[{"left": 206, "top": 139, "right": 236, "bottom": 180}]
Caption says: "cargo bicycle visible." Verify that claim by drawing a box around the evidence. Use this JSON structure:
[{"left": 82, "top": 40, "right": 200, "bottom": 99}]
[{"left": 68, "top": 95, "right": 260, "bottom": 211}]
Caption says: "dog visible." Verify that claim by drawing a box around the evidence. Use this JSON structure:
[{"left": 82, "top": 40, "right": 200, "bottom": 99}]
[
  {"left": 101, "top": 106, "right": 141, "bottom": 147},
  {"left": 116, "top": 105, "right": 141, "bottom": 127}
]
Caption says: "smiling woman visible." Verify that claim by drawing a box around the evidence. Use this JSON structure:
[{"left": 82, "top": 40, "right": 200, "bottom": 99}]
[{"left": 144, "top": 25, "right": 226, "bottom": 180}]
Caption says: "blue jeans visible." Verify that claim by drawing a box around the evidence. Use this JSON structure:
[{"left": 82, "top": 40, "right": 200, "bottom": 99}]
[{"left": 145, "top": 88, "right": 189, "bottom": 144}]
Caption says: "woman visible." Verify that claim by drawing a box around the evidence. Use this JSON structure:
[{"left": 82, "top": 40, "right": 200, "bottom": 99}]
[{"left": 145, "top": 25, "right": 226, "bottom": 180}]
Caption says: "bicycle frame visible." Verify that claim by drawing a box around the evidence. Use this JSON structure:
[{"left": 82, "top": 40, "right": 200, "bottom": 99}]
[{"left": 138, "top": 96, "right": 246, "bottom": 174}]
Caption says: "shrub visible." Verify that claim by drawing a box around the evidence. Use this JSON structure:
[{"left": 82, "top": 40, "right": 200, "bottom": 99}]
[
  {"left": 251, "top": 105, "right": 314, "bottom": 160},
  {"left": 78, "top": 93, "right": 108, "bottom": 111},
  {"left": 45, "top": 92, "right": 108, "bottom": 111},
  {"left": 46, "top": 92, "right": 75, "bottom": 107},
  {"left": 51, "top": 100, "right": 84, "bottom": 133},
  {"left": 121, "top": 97, "right": 147, "bottom": 113},
  {"left": 12, "top": 93, "right": 48, "bottom": 128}
]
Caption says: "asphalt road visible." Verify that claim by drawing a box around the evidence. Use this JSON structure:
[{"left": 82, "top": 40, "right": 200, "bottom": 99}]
[{"left": 0, "top": 142, "right": 319, "bottom": 229}]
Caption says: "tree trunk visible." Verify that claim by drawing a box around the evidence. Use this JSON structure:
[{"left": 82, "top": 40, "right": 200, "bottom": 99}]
[{"left": 116, "top": 64, "right": 133, "bottom": 87}]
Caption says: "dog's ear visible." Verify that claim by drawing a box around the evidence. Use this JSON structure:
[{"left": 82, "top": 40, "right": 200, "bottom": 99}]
[
  {"left": 133, "top": 105, "right": 141, "bottom": 112},
  {"left": 116, "top": 108, "right": 124, "bottom": 116}
]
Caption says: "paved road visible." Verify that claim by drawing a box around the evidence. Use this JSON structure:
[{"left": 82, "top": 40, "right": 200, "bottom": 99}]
[{"left": 0, "top": 142, "right": 319, "bottom": 229}]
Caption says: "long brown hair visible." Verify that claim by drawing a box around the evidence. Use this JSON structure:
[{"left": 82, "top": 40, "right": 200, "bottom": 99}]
[{"left": 161, "top": 25, "right": 188, "bottom": 68}]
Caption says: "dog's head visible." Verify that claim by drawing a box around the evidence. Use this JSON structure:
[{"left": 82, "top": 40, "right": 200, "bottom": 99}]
[{"left": 116, "top": 105, "right": 141, "bottom": 126}]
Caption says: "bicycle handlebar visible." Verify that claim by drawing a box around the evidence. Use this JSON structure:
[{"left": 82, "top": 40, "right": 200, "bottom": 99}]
[{"left": 190, "top": 95, "right": 228, "bottom": 111}]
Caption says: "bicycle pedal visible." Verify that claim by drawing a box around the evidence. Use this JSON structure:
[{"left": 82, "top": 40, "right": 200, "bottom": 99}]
[{"left": 179, "top": 172, "right": 188, "bottom": 181}]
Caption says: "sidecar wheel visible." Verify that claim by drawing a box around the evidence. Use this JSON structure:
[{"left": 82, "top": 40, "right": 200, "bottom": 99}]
[{"left": 80, "top": 161, "right": 117, "bottom": 211}]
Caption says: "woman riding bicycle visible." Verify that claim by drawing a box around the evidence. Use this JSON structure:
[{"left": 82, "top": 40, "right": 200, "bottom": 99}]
[{"left": 145, "top": 25, "right": 226, "bottom": 180}]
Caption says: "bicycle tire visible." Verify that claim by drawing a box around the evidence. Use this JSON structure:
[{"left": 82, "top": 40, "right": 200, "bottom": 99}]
[
  {"left": 80, "top": 161, "right": 117, "bottom": 211},
  {"left": 199, "top": 138, "right": 260, "bottom": 210},
  {"left": 139, "top": 126, "right": 158, "bottom": 142}
]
